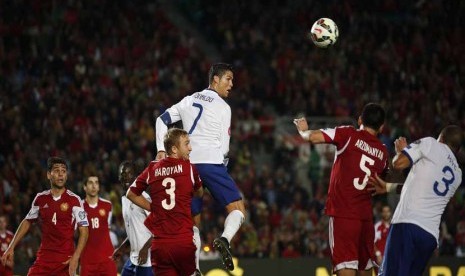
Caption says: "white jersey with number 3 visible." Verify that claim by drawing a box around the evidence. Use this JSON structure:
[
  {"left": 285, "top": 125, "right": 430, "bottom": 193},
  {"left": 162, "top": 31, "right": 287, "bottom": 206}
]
[
  {"left": 156, "top": 88, "right": 231, "bottom": 164},
  {"left": 391, "top": 137, "right": 462, "bottom": 241}
]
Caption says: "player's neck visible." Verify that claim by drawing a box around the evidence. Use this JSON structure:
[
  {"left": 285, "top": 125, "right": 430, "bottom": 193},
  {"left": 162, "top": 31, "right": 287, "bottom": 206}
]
[
  {"left": 86, "top": 195, "right": 99, "bottom": 205},
  {"left": 362, "top": 127, "right": 378, "bottom": 136},
  {"left": 50, "top": 186, "right": 66, "bottom": 197}
]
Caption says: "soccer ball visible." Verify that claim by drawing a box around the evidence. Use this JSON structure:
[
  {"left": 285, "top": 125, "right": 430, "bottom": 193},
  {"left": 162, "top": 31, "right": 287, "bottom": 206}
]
[{"left": 310, "top": 18, "right": 339, "bottom": 48}]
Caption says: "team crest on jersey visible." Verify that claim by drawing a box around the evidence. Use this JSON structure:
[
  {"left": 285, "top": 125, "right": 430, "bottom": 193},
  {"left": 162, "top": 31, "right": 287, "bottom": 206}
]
[
  {"left": 60, "top": 202, "right": 69, "bottom": 212},
  {"left": 99, "top": 209, "right": 106, "bottom": 217}
]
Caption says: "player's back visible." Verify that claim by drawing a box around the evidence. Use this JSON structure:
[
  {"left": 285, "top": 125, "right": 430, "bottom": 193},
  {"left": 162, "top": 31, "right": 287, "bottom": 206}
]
[
  {"left": 178, "top": 89, "right": 231, "bottom": 164},
  {"left": 392, "top": 137, "right": 462, "bottom": 240},
  {"left": 81, "top": 198, "right": 114, "bottom": 264},
  {"left": 143, "top": 158, "right": 201, "bottom": 242},
  {"left": 322, "top": 126, "right": 388, "bottom": 220}
]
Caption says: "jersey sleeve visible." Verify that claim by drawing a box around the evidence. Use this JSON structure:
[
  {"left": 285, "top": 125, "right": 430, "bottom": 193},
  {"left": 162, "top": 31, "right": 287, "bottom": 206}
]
[
  {"left": 156, "top": 96, "right": 192, "bottom": 152},
  {"left": 129, "top": 165, "right": 151, "bottom": 196},
  {"left": 220, "top": 105, "right": 232, "bottom": 157},
  {"left": 72, "top": 200, "right": 89, "bottom": 227},
  {"left": 401, "top": 137, "right": 433, "bottom": 166},
  {"left": 320, "top": 126, "right": 353, "bottom": 149},
  {"left": 191, "top": 164, "right": 203, "bottom": 191},
  {"left": 142, "top": 191, "right": 152, "bottom": 216},
  {"left": 25, "top": 194, "right": 40, "bottom": 222}
]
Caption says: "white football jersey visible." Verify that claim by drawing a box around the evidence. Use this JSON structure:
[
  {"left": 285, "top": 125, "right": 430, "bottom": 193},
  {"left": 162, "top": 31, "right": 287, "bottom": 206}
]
[
  {"left": 156, "top": 88, "right": 231, "bottom": 164},
  {"left": 391, "top": 137, "right": 462, "bottom": 241},
  {"left": 122, "top": 192, "right": 152, "bottom": 267}
]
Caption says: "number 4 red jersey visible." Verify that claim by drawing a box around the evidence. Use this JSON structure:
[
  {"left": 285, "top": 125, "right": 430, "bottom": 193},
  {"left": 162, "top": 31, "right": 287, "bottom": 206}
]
[
  {"left": 81, "top": 198, "right": 114, "bottom": 264},
  {"left": 321, "top": 126, "right": 388, "bottom": 220},
  {"left": 129, "top": 157, "right": 202, "bottom": 242}
]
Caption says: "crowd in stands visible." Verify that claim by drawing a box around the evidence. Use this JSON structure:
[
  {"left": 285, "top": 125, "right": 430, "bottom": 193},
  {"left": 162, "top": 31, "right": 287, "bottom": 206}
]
[{"left": 1, "top": 0, "right": 465, "bottom": 270}]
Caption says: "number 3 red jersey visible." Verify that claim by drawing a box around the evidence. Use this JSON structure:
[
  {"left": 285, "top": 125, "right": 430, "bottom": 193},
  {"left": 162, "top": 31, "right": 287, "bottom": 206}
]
[
  {"left": 81, "top": 198, "right": 114, "bottom": 264},
  {"left": 321, "top": 126, "right": 388, "bottom": 220},
  {"left": 129, "top": 157, "right": 202, "bottom": 242}
]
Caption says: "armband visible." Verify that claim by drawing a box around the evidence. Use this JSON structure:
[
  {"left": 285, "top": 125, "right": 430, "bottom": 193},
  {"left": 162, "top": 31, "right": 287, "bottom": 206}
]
[
  {"left": 298, "top": 130, "right": 311, "bottom": 141},
  {"left": 386, "top": 183, "right": 400, "bottom": 193}
]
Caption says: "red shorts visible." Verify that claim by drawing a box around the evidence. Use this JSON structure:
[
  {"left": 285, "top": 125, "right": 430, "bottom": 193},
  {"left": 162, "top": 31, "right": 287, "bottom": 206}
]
[
  {"left": 28, "top": 260, "right": 69, "bottom": 276},
  {"left": 0, "top": 264, "right": 13, "bottom": 276},
  {"left": 80, "top": 258, "right": 117, "bottom": 276},
  {"left": 151, "top": 240, "right": 196, "bottom": 276},
  {"left": 329, "top": 216, "right": 375, "bottom": 273}
]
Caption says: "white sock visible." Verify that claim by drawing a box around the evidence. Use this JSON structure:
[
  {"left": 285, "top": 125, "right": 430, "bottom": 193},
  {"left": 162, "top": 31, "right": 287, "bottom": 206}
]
[
  {"left": 221, "top": 210, "right": 245, "bottom": 243},
  {"left": 193, "top": 226, "right": 201, "bottom": 269}
]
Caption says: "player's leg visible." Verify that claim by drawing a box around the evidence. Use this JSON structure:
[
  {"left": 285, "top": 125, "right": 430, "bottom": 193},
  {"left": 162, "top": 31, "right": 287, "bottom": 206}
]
[
  {"left": 171, "top": 241, "right": 197, "bottom": 276},
  {"left": 195, "top": 164, "right": 244, "bottom": 271},
  {"left": 357, "top": 220, "right": 375, "bottom": 276},
  {"left": 410, "top": 224, "right": 437, "bottom": 276},
  {"left": 328, "top": 216, "right": 361, "bottom": 276},
  {"left": 28, "top": 260, "right": 68, "bottom": 276},
  {"left": 121, "top": 259, "right": 136, "bottom": 276},
  {"left": 151, "top": 245, "right": 179, "bottom": 276},
  {"left": 378, "top": 223, "right": 414, "bottom": 276},
  {"left": 191, "top": 197, "right": 202, "bottom": 272}
]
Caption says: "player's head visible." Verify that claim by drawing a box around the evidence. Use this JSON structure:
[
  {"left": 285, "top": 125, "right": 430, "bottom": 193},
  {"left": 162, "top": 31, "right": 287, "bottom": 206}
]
[
  {"left": 118, "top": 161, "right": 136, "bottom": 188},
  {"left": 208, "top": 63, "right": 234, "bottom": 98},
  {"left": 359, "top": 103, "right": 385, "bottom": 133},
  {"left": 83, "top": 175, "right": 100, "bottom": 198},
  {"left": 164, "top": 128, "right": 191, "bottom": 160},
  {"left": 0, "top": 214, "right": 7, "bottom": 231},
  {"left": 438, "top": 125, "right": 463, "bottom": 153},
  {"left": 381, "top": 205, "right": 391, "bottom": 222},
  {"left": 47, "top": 157, "right": 68, "bottom": 189}
]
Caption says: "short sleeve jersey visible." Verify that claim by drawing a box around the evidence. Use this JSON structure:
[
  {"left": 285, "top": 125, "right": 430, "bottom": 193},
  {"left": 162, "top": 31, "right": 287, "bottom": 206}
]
[
  {"left": 391, "top": 137, "right": 462, "bottom": 240},
  {"left": 25, "top": 189, "right": 88, "bottom": 262},
  {"left": 129, "top": 158, "right": 202, "bottom": 242},
  {"left": 321, "top": 126, "right": 388, "bottom": 220},
  {"left": 81, "top": 198, "right": 114, "bottom": 264}
]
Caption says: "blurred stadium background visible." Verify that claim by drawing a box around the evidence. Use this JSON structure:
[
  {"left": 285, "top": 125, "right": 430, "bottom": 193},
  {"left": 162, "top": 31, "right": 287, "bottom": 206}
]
[{"left": 0, "top": 0, "right": 464, "bottom": 275}]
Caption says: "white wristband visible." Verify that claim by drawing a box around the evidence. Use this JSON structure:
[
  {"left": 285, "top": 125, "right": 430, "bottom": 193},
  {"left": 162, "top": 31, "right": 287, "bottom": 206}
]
[
  {"left": 299, "top": 130, "right": 311, "bottom": 141},
  {"left": 386, "top": 183, "right": 399, "bottom": 193}
]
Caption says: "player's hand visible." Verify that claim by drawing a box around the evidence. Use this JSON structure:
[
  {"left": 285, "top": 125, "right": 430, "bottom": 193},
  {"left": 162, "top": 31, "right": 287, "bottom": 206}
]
[
  {"left": 293, "top": 117, "right": 309, "bottom": 132},
  {"left": 394, "top": 137, "right": 408, "bottom": 154},
  {"left": 367, "top": 174, "right": 387, "bottom": 196},
  {"left": 1, "top": 247, "right": 14, "bottom": 266},
  {"left": 155, "top": 151, "right": 166, "bottom": 161},
  {"left": 63, "top": 254, "right": 79, "bottom": 276},
  {"left": 112, "top": 247, "right": 122, "bottom": 260},
  {"left": 137, "top": 248, "right": 149, "bottom": 265}
]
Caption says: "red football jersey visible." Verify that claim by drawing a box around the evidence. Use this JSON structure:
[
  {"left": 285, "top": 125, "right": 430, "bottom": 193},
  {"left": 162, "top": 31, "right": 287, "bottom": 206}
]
[
  {"left": 129, "top": 158, "right": 202, "bottom": 242},
  {"left": 81, "top": 198, "right": 114, "bottom": 264},
  {"left": 25, "top": 189, "right": 89, "bottom": 262},
  {"left": 374, "top": 221, "right": 390, "bottom": 255},
  {"left": 0, "top": 230, "right": 14, "bottom": 275},
  {"left": 321, "top": 126, "right": 388, "bottom": 220}
]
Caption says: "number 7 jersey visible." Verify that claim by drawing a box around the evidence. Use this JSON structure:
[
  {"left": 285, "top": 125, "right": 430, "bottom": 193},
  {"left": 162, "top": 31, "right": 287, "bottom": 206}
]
[
  {"left": 391, "top": 137, "right": 462, "bottom": 241},
  {"left": 155, "top": 89, "right": 231, "bottom": 164},
  {"left": 321, "top": 126, "right": 388, "bottom": 220}
]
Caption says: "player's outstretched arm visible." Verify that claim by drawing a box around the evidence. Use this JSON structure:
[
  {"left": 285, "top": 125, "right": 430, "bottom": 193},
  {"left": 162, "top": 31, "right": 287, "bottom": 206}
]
[
  {"left": 1, "top": 219, "right": 31, "bottom": 266},
  {"left": 392, "top": 137, "right": 411, "bottom": 170},
  {"left": 65, "top": 225, "right": 88, "bottom": 276},
  {"left": 112, "top": 237, "right": 129, "bottom": 260},
  {"left": 368, "top": 174, "right": 403, "bottom": 195},
  {"left": 293, "top": 117, "right": 326, "bottom": 144}
]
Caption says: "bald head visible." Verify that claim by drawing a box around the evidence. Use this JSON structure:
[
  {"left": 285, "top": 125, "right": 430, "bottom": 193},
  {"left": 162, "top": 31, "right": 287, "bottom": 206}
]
[{"left": 439, "top": 125, "right": 463, "bottom": 153}]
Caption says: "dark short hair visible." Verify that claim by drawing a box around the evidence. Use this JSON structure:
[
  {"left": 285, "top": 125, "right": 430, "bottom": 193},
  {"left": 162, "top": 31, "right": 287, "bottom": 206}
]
[
  {"left": 440, "top": 125, "right": 462, "bottom": 153},
  {"left": 164, "top": 128, "right": 189, "bottom": 155},
  {"left": 119, "top": 160, "right": 135, "bottom": 173},
  {"left": 47, "top": 157, "right": 68, "bottom": 171},
  {"left": 208, "top": 63, "right": 234, "bottom": 84},
  {"left": 361, "top": 103, "right": 385, "bottom": 131}
]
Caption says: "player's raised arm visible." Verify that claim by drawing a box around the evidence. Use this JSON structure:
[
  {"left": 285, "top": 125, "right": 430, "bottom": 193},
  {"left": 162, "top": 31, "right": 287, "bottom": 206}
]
[{"left": 293, "top": 117, "right": 326, "bottom": 144}]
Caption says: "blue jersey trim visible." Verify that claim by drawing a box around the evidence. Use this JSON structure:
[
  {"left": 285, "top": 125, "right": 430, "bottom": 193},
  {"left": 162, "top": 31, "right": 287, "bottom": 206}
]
[
  {"left": 160, "top": 111, "right": 172, "bottom": 125},
  {"left": 401, "top": 149, "right": 413, "bottom": 168}
]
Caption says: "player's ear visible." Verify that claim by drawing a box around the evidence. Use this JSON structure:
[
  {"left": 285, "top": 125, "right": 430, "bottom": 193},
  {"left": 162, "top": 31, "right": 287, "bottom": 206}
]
[
  {"left": 357, "top": 116, "right": 362, "bottom": 127},
  {"left": 213, "top": 75, "right": 220, "bottom": 85},
  {"left": 379, "top": 123, "right": 385, "bottom": 133},
  {"left": 47, "top": 171, "right": 51, "bottom": 180}
]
